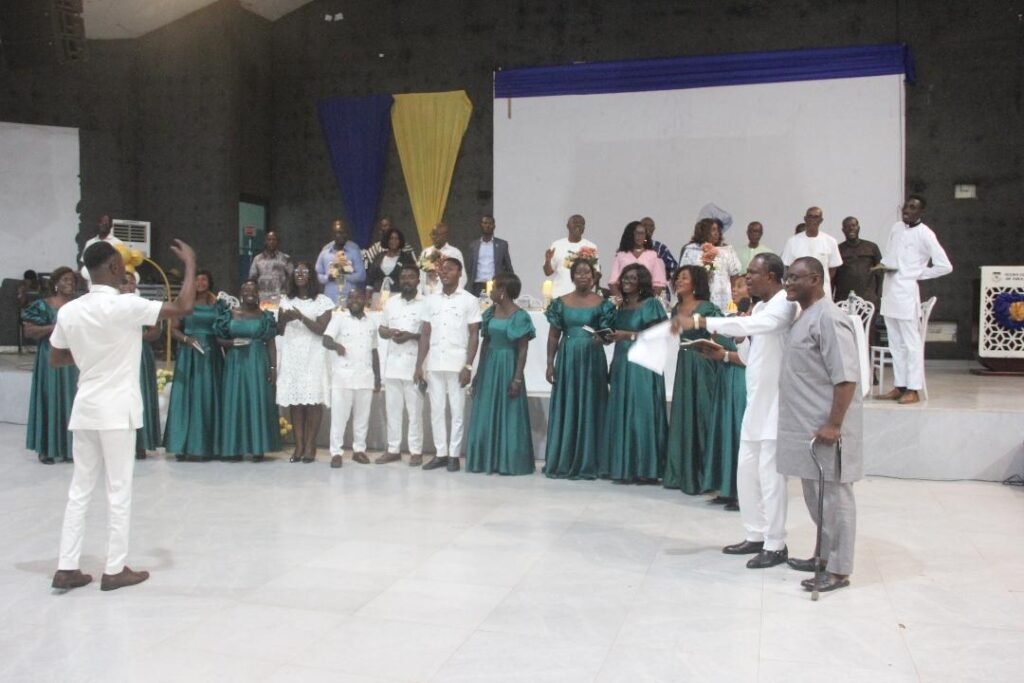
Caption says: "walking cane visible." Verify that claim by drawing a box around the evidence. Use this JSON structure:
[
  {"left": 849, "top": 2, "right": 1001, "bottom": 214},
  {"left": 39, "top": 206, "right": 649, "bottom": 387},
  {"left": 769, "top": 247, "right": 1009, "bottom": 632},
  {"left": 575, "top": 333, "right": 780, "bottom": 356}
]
[{"left": 807, "top": 436, "right": 842, "bottom": 601}]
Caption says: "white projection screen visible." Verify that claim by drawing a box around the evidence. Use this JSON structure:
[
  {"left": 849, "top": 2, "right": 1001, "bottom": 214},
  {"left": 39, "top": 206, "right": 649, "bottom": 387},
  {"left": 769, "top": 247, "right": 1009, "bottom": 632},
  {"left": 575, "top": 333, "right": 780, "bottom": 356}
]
[
  {"left": 494, "top": 74, "right": 905, "bottom": 297},
  {"left": 0, "top": 121, "right": 81, "bottom": 279}
]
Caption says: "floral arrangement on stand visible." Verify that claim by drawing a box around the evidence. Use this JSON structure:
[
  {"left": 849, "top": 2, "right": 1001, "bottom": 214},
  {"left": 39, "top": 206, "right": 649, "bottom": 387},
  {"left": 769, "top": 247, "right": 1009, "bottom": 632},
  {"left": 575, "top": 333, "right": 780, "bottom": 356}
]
[
  {"left": 701, "top": 243, "right": 719, "bottom": 272},
  {"left": 155, "top": 368, "right": 173, "bottom": 394},
  {"left": 279, "top": 416, "right": 294, "bottom": 440}
]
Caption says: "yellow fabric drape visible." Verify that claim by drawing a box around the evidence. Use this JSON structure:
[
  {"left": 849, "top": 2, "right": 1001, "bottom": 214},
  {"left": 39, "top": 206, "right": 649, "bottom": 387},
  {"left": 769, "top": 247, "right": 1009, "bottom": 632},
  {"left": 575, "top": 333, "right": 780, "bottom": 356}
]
[{"left": 391, "top": 91, "right": 473, "bottom": 248}]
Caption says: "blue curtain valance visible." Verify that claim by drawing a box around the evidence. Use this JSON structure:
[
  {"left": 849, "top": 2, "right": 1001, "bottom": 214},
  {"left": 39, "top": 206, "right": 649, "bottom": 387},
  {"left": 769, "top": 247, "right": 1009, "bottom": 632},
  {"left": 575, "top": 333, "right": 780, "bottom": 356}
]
[{"left": 494, "top": 44, "right": 914, "bottom": 99}]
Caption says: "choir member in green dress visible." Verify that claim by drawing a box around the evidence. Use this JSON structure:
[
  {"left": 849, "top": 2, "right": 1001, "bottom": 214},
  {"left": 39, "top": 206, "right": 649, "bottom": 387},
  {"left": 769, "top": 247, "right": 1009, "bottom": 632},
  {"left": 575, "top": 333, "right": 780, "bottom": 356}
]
[
  {"left": 600, "top": 264, "right": 668, "bottom": 483},
  {"left": 663, "top": 265, "right": 721, "bottom": 493},
  {"left": 22, "top": 266, "right": 79, "bottom": 464},
  {"left": 466, "top": 273, "right": 536, "bottom": 475},
  {"left": 544, "top": 259, "right": 614, "bottom": 479},
  {"left": 164, "top": 270, "right": 223, "bottom": 461},
  {"left": 120, "top": 273, "right": 162, "bottom": 459},
  {"left": 697, "top": 322, "right": 747, "bottom": 509},
  {"left": 215, "top": 279, "right": 280, "bottom": 462}
]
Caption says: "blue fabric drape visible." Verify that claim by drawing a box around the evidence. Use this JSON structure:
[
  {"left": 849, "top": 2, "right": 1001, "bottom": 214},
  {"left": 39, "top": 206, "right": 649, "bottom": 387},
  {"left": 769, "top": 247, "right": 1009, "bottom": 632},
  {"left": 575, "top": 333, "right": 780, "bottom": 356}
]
[
  {"left": 317, "top": 94, "right": 394, "bottom": 247},
  {"left": 495, "top": 44, "right": 914, "bottom": 99}
]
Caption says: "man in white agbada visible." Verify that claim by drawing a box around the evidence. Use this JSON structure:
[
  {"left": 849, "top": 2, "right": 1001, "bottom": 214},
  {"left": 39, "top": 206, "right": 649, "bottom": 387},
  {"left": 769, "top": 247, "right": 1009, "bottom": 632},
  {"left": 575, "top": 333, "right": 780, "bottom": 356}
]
[
  {"left": 672, "top": 252, "right": 798, "bottom": 569},
  {"left": 50, "top": 238, "right": 198, "bottom": 592},
  {"left": 778, "top": 256, "right": 863, "bottom": 594},
  {"left": 879, "top": 195, "right": 952, "bottom": 405}
]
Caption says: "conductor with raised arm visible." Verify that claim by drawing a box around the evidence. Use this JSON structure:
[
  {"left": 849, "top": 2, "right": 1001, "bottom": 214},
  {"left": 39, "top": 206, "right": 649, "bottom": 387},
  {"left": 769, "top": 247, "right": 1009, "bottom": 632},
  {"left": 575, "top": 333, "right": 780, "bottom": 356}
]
[{"left": 50, "top": 238, "right": 198, "bottom": 592}]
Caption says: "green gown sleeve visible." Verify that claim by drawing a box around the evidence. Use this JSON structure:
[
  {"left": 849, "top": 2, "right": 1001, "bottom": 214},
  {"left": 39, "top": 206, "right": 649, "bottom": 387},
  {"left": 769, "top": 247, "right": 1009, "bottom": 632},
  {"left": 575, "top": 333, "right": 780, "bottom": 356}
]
[
  {"left": 544, "top": 297, "right": 564, "bottom": 329},
  {"left": 506, "top": 308, "right": 537, "bottom": 342},
  {"left": 20, "top": 299, "right": 53, "bottom": 325}
]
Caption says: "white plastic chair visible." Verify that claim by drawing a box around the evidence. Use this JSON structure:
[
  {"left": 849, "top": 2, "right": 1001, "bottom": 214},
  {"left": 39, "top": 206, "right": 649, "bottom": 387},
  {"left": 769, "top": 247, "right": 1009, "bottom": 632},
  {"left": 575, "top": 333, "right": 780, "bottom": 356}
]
[
  {"left": 870, "top": 296, "right": 937, "bottom": 399},
  {"left": 837, "top": 293, "right": 875, "bottom": 341}
]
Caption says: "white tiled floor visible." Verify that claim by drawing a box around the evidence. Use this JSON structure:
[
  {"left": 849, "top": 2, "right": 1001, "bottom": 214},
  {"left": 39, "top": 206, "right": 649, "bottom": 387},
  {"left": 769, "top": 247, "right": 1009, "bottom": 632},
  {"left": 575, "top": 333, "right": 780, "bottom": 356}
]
[{"left": 2, "top": 421, "right": 1023, "bottom": 682}]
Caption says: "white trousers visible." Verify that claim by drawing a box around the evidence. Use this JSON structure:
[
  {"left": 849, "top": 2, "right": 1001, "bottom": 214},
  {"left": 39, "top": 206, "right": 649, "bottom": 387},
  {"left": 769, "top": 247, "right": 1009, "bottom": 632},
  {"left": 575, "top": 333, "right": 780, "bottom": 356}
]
[
  {"left": 330, "top": 387, "right": 372, "bottom": 454},
  {"left": 384, "top": 378, "right": 423, "bottom": 455},
  {"left": 58, "top": 429, "right": 136, "bottom": 575},
  {"left": 885, "top": 316, "right": 923, "bottom": 391},
  {"left": 426, "top": 370, "right": 466, "bottom": 458},
  {"left": 737, "top": 439, "right": 788, "bottom": 551}
]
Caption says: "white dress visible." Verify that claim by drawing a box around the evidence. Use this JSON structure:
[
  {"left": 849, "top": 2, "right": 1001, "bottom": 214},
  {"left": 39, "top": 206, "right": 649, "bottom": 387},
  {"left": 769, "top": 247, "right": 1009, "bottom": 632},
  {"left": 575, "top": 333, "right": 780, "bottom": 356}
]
[
  {"left": 679, "top": 242, "right": 742, "bottom": 312},
  {"left": 276, "top": 294, "right": 335, "bottom": 406}
]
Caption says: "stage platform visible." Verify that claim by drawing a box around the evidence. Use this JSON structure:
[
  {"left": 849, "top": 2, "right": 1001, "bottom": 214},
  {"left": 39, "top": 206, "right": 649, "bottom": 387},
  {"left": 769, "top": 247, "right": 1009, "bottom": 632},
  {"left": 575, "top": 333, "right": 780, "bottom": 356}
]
[{"left": 2, "top": 353, "right": 1021, "bottom": 482}]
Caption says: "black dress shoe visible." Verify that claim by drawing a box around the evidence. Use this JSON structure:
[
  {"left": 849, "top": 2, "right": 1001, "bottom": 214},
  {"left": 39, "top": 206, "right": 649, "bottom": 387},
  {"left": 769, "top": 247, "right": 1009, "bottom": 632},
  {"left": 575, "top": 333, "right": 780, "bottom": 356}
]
[
  {"left": 447, "top": 457, "right": 461, "bottom": 472},
  {"left": 723, "top": 501, "right": 740, "bottom": 511},
  {"left": 787, "top": 557, "right": 827, "bottom": 573},
  {"left": 707, "top": 496, "right": 729, "bottom": 505},
  {"left": 422, "top": 456, "right": 449, "bottom": 470},
  {"left": 38, "top": 454, "right": 55, "bottom": 465},
  {"left": 746, "top": 547, "right": 788, "bottom": 569},
  {"left": 722, "top": 540, "right": 763, "bottom": 555},
  {"left": 801, "top": 574, "right": 850, "bottom": 593}
]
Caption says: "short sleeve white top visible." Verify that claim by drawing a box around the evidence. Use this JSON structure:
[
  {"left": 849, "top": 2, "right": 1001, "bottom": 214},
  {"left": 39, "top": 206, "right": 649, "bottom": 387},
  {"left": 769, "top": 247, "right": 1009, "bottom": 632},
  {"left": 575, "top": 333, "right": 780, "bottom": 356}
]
[
  {"left": 781, "top": 232, "right": 843, "bottom": 294},
  {"left": 381, "top": 295, "right": 425, "bottom": 381},
  {"left": 323, "top": 311, "right": 378, "bottom": 389},
  {"left": 548, "top": 237, "right": 599, "bottom": 298},
  {"left": 421, "top": 289, "right": 482, "bottom": 372},
  {"left": 50, "top": 284, "right": 163, "bottom": 430}
]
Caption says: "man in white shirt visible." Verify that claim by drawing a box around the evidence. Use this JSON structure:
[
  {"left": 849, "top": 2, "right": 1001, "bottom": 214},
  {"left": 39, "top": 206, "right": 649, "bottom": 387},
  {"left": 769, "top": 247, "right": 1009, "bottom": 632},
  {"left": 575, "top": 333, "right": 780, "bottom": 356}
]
[
  {"left": 673, "top": 253, "right": 798, "bottom": 570},
  {"left": 415, "top": 258, "right": 481, "bottom": 472},
  {"left": 50, "top": 238, "right": 197, "bottom": 592},
  {"left": 781, "top": 207, "right": 843, "bottom": 296},
  {"left": 79, "top": 214, "right": 125, "bottom": 282},
  {"left": 420, "top": 222, "right": 467, "bottom": 295},
  {"left": 323, "top": 288, "right": 381, "bottom": 468},
  {"left": 543, "top": 214, "right": 600, "bottom": 298},
  {"left": 377, "top": 264, "right": 426, "bottom": 465},
  {"left": 879, "top": 195, "right": 952, "bottom": 405}
]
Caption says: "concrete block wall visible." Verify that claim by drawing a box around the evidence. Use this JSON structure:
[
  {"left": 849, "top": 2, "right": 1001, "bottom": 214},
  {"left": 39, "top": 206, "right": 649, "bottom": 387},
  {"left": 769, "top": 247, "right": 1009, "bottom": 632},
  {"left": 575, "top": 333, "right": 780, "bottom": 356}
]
[{"left": 2, "top": 0, "right": 1021, "bottom": 357}]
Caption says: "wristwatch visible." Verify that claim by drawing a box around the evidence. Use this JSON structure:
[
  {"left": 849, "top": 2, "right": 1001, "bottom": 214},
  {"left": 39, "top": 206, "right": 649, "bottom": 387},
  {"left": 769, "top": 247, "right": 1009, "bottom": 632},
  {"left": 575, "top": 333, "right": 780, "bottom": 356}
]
[
  {"left": 723, "top": 351, "right": 730, "bottom": 364},
  {"left": 463, "top": 364, "right": 473, "bottom": 371}
]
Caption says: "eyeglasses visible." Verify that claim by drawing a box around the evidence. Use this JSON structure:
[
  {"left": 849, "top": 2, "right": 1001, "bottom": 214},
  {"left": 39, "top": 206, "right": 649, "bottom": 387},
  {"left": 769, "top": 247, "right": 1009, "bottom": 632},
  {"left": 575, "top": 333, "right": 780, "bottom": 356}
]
[{"left": 783, "top": 273, "right": 812, "bottom": 284}]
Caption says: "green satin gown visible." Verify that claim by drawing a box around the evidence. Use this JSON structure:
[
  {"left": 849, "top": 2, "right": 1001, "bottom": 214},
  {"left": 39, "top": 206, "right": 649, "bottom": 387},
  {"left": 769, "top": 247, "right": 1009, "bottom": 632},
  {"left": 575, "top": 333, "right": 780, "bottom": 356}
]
[
  {"left": 215, "top": 308, "right": 280, "bottom": 457},
  {"left": 466, "top": 308, "right": 536, "bottom": 475},
  {"left": 702, "top": 340, "right": 746, "bottom": 498},
  {"left": 600, "top": 298, "right": 668, "bottom": 482},
  {"left": 163, "top": 304, "right": 224, "bottom": 457},
  {"left": 136, "top": 338, "right": 161, "bottom": 452},
  {"left": 543, "top": 297, "right": 615, "bottom": 479},
  {"left": 664, "top": 300, "right": 721, "bottom": 493},
  {"left": 22, "top": 299, "right": 77, "bottom": 459}
]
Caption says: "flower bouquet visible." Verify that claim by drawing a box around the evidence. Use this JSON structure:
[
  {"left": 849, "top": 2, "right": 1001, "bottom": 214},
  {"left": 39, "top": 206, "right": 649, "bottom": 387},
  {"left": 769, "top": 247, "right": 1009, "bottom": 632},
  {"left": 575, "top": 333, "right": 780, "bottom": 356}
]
[
  {"left": 701, "top": 243, "right": 719, "bottom": 273},
  {"left": 563, "top": 245, "right": 600, "bottom": 270},
  {"left": 328, "top": 251, "right": 354, "bottom": 281},
  {"left": 418, "top": 248, "right": 444, "bottom": 274}
]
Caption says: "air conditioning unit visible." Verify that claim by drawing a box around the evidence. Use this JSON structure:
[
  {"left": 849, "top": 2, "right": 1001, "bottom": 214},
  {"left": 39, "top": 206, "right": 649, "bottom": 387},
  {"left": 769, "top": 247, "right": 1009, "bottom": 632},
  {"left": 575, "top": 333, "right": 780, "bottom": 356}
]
[{"left": 111, "top": 219, "right": 151, "bottom": 257}]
